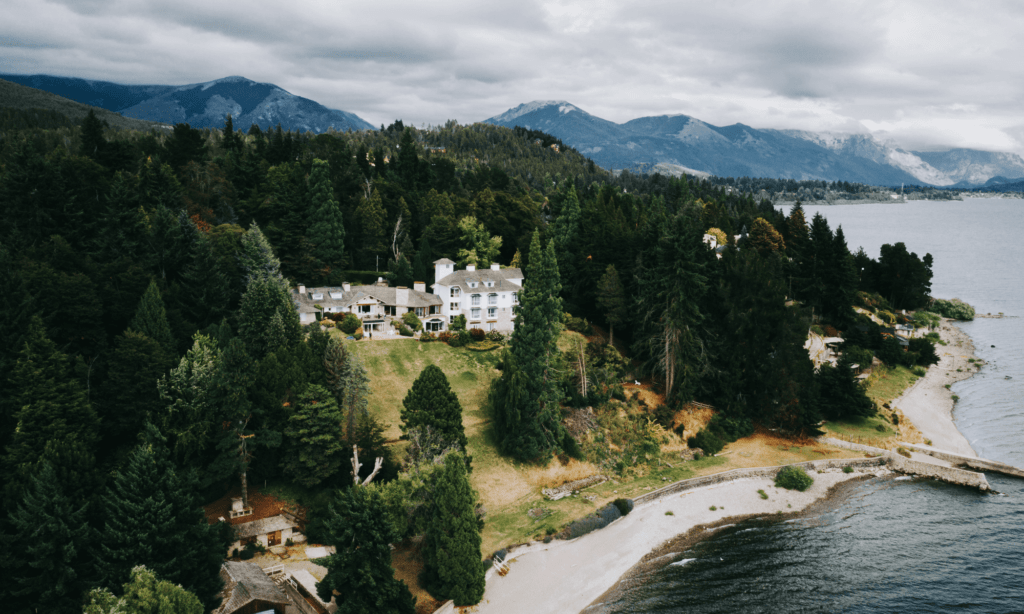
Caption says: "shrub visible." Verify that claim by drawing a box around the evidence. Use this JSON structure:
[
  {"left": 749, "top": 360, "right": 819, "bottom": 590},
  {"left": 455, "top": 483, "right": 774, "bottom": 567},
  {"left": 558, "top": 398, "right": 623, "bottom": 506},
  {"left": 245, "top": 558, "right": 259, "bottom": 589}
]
[
  {"left": 420, "top": 331, "right": 436, "bottom": 342},
  {"left": 321, "top": 318, "right": 336, "bottom": 328},
  {"left": 486, "top": 330, "right": 505, "bottom": 343},
  {"left": 447, "top": 330, "right": 471, "bottom": 347},
  {"left": 565, "top": 504, "right": 623, "bottom": 540},
  {"left": 665, "top": 510, "right": 674, "bottom": 516},
  {"left": 897, "top": 447, "right": 912, "bottom": 458},
  {"left": 466, "top": 341, "right": 501, "bottom": 352},
  {"left": 338, "top": 313, "right": 363, "bottom": 334},
  {"left": 856, "top": 291, "right": 892, "bottom": 312},
  {"left": 908, "top": 337, "right": 939, "bottom": 366},
  {"left": 437, "top": 331, "right": 452, "bottom": 343},
  {"left": 563, "top": 313, "right": 593, "bottom": 335},
  {"left": 653, "top": 404, "right": 676, "bottom": 429},
  {"left": 823, "top": 325, "right": 841, "bottom": 338},
  {"left": 912, "top": 366, "right": 927, "bottom": 377},
  {"left": 688, "top": 429, "right": 724, "bottom": 455},
  {"left": 352, "top": 327, "right": 364, "bottom": 340},
  {"left": 402, "top": 311, "right": 423, "bottom": 331},
  {"left": 758, "top": 489, "right": 768, "bottom": 499},
  {"left": 610, "top": 384, "right": 626, "bottom": 402},
  {"left": 399, "top": 325, "right": 414, "bottom": 337},
  {"left": 913, "top": 311, "right": 941, "bottom": 330},
  {"left": 810, "top": 324, "right": 825, "bottom": 336},
  {"left": 469, "top": 328, "right": 486, "bottom": 341},
  {"left": 450, "top": 314, "right": 467, "bottom": 331},
  {"left": 842, "top": 465, "right": 854, "bottom": 474},
  {"left": 930, "top": 298, "right": 975, "bottom": 321},
  {"left": 775, "top": 466, "right": 814, "bottom": 491},
  {"left": 709, "top": 506, "right": 717, "bottom": 511},
  {"left": 612, "top": 498, "right": 634, "bottom": 516},
  {"left": 844, "top": 345, "right": 874, "bottom": 368}
]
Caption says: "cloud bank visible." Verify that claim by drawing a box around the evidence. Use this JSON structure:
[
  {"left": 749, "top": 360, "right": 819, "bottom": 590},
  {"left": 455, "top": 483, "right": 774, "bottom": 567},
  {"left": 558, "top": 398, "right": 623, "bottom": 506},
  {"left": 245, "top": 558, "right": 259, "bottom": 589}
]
[{"left": 3, "top": 0, "right": 1023, "bottom": 154}]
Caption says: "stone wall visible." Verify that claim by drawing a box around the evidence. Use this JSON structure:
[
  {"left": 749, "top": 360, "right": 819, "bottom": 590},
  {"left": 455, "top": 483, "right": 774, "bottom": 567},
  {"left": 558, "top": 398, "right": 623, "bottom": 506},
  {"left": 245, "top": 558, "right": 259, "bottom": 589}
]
[
  {"left": 819, "top": 437, "right": 991, "bottom": 491},
  {"left": 900, "top": 442, "right": 1024, "bottom": 478}
]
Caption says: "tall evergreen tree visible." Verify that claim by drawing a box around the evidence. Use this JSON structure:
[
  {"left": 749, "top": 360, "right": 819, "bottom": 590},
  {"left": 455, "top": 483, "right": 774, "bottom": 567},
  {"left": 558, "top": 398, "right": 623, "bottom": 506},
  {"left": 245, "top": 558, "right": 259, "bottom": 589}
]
[
  {"left": 206, "top": 338, "right": 263, "bottom": 498},
  {"left": 596, "top": 264, "right": 627, "bottom": 346},
  {"left": 238, "top": 221, "right": 284, "bottom": 285},
  {"left": 221, "top": 114, "right": 242, "bottom": 153},
  {"left": 178, "top": 230, "right": 232, "bottom": 331},
  {"left": 800, "top": 212, "right": 833, "bottom": 319},
  {"left": 339, "top": 352, "right": 371, "bottom": 438},
  {"left": 156, "top": 333, "right": 219, "bottom": 469},
  {"left": 98, "top": 425, "right": 226, "bottom": 611},
  {"left": 355, "top": 190, "right": 388, "bottom": 266},
  {"left": 315, "top": 486, "right": 417, "bottom": 614},
  {"left": 551, "top": 183, "right": 582, "bottom": 307},
  {"left": 99, "top": 330, "right": 174, "bottom": 454},
  {"left": 283, "top": 384, "right": 346, "bottom": 487},
  {"left": 412, "top": 234, "right": 432, "bottom": 284},
  {"left": 4, "top": 462, "right": 93, "bottom": 614},
  {"left": 421, "top": 452, "right": 485, "bottom": 606},
  {"left": 401, "top": 365, "right": 467, "bottom": 448},
  {"left": 237, "top": 273, "right": 302, "bottom": 359},
  {"left": 824, "top": 226, "right": 859, "bottom": 326},
  {"left": 817, "top": 356, "right": 875, "bottom": 420},
  {"left": 129, "top": 279, "right": 176, "bottom": 353},
  {"left": 2, "top": 317, "right": 100, "bottom": 503},
  {"left": 306, "top": 159, "right": 347, "bottom": 270},
  {"left": 490, "top": 231, "right": 565, "bottom": 460}
]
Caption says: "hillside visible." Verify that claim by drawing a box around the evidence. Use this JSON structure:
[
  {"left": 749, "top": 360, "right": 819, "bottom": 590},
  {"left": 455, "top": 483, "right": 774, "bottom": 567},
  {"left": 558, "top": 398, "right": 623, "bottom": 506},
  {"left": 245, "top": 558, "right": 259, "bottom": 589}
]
[
  {"left": 484, "top": 101, "right": 1024, "bottom": 187},
  {"left": 0, "top": 77, "right": 163, "bottom": 131},
  {"left": 1, "top": 73, "right": 374, "bottom": 133}
]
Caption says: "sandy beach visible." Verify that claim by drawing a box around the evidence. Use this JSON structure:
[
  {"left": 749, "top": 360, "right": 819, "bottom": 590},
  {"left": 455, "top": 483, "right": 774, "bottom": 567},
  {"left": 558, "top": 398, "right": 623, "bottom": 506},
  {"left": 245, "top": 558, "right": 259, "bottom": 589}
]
[
  {"left": 892, "top": 321, "right": 981, "bottom": 457},
  {"left": 469, "top": 468, "right": 879, "bottom": 614}
]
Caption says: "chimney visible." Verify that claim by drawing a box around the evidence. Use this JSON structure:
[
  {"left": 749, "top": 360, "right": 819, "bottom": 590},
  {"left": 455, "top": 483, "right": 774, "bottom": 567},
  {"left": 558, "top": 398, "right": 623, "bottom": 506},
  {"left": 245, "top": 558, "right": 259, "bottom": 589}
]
[
  {"left": 231, "top": 497, "right": 244, "bottom": 512},
  {"left": 396, "top": 287, "right": 409, "bottom": 306},
  {"left": 342, "top": 282, "right": 351, "bottom": 292},
  {"left": 490, "top": 262, "right": 500, "bottom": 271},
  {"left": 466, "top": 264, "right": 476, "bottom": 272},
  {"left": 414, "top": 281, "right": 426, "bottom": 292},
  {"left": 298, "top": 283, "right": 306, "bottom": 294}
]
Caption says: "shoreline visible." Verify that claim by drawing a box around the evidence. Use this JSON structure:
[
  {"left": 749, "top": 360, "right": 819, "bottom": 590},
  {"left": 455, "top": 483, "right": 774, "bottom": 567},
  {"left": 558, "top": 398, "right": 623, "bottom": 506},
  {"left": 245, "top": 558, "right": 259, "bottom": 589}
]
[
  {"left": 891, "top": 320, "right": 982, "bottom": 457},
  {"left": 468, "top": 467, "right": 883, "bottom": 614},
  {"left": 460, "top": 322, "right": 984, "bottom": 614}
]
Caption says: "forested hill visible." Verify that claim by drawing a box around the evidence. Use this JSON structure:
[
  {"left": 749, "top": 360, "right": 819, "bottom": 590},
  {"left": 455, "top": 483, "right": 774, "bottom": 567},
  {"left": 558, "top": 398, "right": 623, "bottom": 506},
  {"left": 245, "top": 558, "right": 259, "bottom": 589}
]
[
  {"left": 0, "top": 73, "right": 374, "bottom": 133},
  {"left": 0, "top": 77, "right": 163, "bottom": 131},
  {"left": 0, "top": 110, "right": 938, "bottom": 612}
]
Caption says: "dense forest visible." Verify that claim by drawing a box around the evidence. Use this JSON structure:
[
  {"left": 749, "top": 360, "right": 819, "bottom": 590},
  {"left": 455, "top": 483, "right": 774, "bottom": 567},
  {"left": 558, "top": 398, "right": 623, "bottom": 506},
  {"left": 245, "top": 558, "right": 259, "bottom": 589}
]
[{"left": 0, "top": 109, "right": 939, "bottom": 613}]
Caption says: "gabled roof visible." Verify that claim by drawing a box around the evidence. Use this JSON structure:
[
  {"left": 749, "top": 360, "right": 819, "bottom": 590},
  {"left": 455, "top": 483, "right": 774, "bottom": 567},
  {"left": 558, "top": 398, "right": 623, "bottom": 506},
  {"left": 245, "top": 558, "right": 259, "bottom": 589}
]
[
  {"left": 233, "top": 514, "right": 298, "bottom": 539},
  {"left": 434, "top": 258, "right": 456, "bottom": 265},
  {"left": 215, "top": 562, "right": 289, "bottom": 614},
  {"left": 292, "top": 285, "right": 442, "bottom": 313},
  {"left": 435, "top": 267, "right": 524, "bottom": 293}
]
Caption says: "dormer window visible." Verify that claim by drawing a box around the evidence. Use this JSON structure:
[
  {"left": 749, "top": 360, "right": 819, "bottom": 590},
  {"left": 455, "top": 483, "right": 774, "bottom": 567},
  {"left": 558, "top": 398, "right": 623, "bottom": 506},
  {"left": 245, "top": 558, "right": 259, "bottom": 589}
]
[
  {"left": 469, "top": 282, "right": 478, "bottom": 288},
  {"left": 311, "top": 293, "right": 324, "bottom": 300},
  {"left": 485, "top": 281, "right": 494, "bottom": 288},
  {"left": 451, "top": 287, "right": 461, "bottom": 297},
  {"left": 329, "top": 292, "right": 343, "bottom": 300}
]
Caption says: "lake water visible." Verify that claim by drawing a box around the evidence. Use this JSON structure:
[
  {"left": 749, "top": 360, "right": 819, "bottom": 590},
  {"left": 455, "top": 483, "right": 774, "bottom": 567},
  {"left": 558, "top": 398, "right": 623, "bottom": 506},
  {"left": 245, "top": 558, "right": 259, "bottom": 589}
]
[{"left": 596, "top": 198, "right": 1024, "bottom": 614}]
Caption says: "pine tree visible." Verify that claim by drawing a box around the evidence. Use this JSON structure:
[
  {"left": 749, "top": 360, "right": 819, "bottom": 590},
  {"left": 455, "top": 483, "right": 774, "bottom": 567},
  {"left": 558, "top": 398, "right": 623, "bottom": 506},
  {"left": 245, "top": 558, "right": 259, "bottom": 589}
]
[
  {"left": 455, "top": 216, "right": 502, "bottom": 267},
  {"left": 551, "top": 183, "right": 581, "bottom": 304},
  {"left": 238, "top": 221, "right": 284, "bottom": 285},
  {"left": 801, "top": 212, "right": 833, "bottom": 318},
  {"left": 81, "top": 109, "right": 107, "bottom": 160},
  {"left": 100, "top": 330, "right": 174, "bottom": 453},
  {"left": 355, "top": 190, "right": 388, "bottom": 264},
  {"left": 401, "top": 365, "right": 467, "bottom": 448},
  {"left": 412, "top": 234, "right": 432, "bottom": 284},
  {"left": 817, "top": 356, "right": 875, "bottom": 420},
  {"left": 5, "top": 462, "right": 93, "bottom": 614},
  {"left": 206, "top": 338, "right": 259, "bottom": 495},
  {"left": 98, "top": 425, "right": 226, "bottom": 611},
  {"left": 825, "top": 226, "right": 859, "bottom": 326},
  {"left": 178, "top": 230, "right": 232, "bottom": 331},
  {"left": 596, "top": 264, "right": 627, "bottom": 346},
  {"left": 746, "top": 217, "right": 786, "bottom": 255},
  {"left": 3, "top": 317, "right": 100, "bottom": 502},
  {"left": 340, "top": 352, "right": 371, "bottom": 437},
  {"left": 84, "top": 565, "right": 204, "bottom": 614},
  {"left": 315, "top": 486, "right": 416, "bottom": 614},
  {"left": 222, "top": 114, "right": 241, "bottom": 153},
  {"left": 490, "top": 231, "right": 564, "bottom": 460},
  {"left": 421, "top": 452, "right": 485, "bottom": 606},
  {"left": 237, "top": 274, "right": 302, "bottom": 359},
  {"left": 322, "top": 334, "right": 350, "bottom": 406},
  {"left": 156, "top": 333, "right": 219, "bottom": 469},
  {"left": 129, "top": 279, "right": 176, "bottom": 353},
  {"left": 283, "top": 385, "right": 346, "bottom": 487},
  {"left": 306, "top": 159, "right": 346, "bottom": 269}
]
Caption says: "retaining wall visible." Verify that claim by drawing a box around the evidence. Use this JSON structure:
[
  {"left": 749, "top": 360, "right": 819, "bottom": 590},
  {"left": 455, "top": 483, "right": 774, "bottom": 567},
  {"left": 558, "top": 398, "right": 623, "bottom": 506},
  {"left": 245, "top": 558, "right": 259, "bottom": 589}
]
[
  {"left": 900, "top": 442, "right": 1024, "bottom": 479},
  {"left": 819, "top": 436, "right": 991, "bottom": 491}
]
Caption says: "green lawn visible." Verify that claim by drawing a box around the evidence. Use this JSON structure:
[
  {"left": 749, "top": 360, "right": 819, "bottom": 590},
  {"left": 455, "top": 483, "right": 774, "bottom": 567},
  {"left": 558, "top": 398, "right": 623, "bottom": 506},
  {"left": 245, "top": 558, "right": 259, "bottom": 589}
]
[
  {"left": 863, "top": 364, "right": 920, "bottom": 407},
  {"left": 825, "top": 414, "right": 897, "bottom": 444}
]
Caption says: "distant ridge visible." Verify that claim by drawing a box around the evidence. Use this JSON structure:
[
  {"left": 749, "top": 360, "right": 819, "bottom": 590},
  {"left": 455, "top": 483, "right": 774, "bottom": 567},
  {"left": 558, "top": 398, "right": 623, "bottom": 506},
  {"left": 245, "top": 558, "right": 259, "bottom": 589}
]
[
  {"left": 484, "top": 101, "right": 1024, "bottom": 187},
  {"left": 0, "top": 74, "right": 374, "bottom": 134},
  {"left": 0, "top": 77, "right": 163, "bottom": 131}
]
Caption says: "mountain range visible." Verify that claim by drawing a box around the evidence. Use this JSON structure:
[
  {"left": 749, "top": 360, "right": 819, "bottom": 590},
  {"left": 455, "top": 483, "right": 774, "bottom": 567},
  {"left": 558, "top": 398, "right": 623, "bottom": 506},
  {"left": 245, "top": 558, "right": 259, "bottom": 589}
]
[
  {"left": 483, "top": 101, "right": 1024, "bottom": 187},
  {"left": 0, "top": 74, "right": 374, "bottom": 133}
]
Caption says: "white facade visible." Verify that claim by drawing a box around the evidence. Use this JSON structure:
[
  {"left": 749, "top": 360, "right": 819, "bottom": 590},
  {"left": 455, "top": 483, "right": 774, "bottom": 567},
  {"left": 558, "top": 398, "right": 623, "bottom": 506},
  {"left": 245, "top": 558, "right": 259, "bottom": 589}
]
[{"left": 432, "top": 260, "right": 523, "bottom": 332}]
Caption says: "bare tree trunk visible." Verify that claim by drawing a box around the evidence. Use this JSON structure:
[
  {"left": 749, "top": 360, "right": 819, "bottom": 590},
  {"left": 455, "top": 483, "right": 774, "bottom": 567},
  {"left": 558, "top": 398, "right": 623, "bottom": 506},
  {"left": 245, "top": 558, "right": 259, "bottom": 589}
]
[
  {"left": 350, "top": 445, "right": 384, "bottom": 487},
  {"left": 240, "top": 469, "right": 249, "bottom": 509},
  {"left": 609, "top": 322, "right": 614, "bottom": 347}
]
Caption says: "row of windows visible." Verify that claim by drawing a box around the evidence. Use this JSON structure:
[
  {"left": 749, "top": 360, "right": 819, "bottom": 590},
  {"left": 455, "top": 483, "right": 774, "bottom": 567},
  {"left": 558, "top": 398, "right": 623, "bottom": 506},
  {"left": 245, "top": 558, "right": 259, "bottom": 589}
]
[{"left": 449, "top": 291, "right": 518, "bottom": 304}]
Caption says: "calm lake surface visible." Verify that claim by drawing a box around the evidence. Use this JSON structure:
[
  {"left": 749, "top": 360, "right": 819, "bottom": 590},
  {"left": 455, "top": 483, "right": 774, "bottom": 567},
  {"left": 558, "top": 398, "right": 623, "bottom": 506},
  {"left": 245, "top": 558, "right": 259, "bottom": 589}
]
[{"left": 596, "top": 198, "right": 1024, "bottom": 614}]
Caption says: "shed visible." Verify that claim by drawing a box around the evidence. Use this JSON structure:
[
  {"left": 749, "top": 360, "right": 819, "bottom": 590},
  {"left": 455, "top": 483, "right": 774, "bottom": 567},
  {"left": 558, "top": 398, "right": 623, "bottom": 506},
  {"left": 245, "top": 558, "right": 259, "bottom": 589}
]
[
  {"left": 229, "top": 514, "right": 299, "bottom": 555},
  {"left": 214, "top": 561, "right": 290, "bottom": 614}
]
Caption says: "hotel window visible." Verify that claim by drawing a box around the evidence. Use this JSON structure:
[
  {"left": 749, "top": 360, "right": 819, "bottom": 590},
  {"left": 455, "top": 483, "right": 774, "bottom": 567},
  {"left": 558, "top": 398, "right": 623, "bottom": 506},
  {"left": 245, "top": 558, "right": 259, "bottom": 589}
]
[
  {"left": 471, "top": 308, "right": 481, "bottom": 320},
  {"left": 384, "top": 305, "right": 396, "bottom": 316},
  {"left": 451, "top": 287, "right": 460, "bottom": 297},
  {"left": 450, "top": 302, "right": 459, "bottom": 311},
  {"left": 488, "top": 322, "right": 496, "bottom": 331},
  {"left": 488, "top": 307, "right": 496, "bottom": 318},
  {"left": 511, "top": 292, "right": 518, "bottom": 304},
  {"left": 415, "top": 307, "right": 425, "bottom": 316},
  {"left": 471, "top": 294, "right": 481, "bottom": 306},
  {"left": 449, "top": 315, "right": 456, "bottom": 323},
  {"left": 488, "top": 293, "right": 497, "bottom": 305},
  {"left": 359, "top": 304, "right": 371, "bottom": 314}
]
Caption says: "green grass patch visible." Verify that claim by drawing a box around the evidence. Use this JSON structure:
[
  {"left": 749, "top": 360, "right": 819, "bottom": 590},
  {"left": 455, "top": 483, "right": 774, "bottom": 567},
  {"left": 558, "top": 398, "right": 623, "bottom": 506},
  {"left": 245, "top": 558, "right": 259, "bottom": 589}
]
[
  {"left": 826, "top": 414, "right": 896, "bottom": 441},
  {"left": 758, "top": 489, "right": 768, "bottom": 500},
  {"left": 863, "top": 364, "right": 920, "bottom": 407}
]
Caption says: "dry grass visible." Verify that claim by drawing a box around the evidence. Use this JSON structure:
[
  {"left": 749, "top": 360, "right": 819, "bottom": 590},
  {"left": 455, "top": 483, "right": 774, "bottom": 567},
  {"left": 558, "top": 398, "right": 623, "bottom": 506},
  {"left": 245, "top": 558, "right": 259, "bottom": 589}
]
[
  {"left": 717, "top": 428, "right": 860, "bottom": 468},
  {"left": 523, "top": 457, "right": 601, "bottom": 490},
  {"left": 391, "top": 542, "right": 441, "bottom": 614}
]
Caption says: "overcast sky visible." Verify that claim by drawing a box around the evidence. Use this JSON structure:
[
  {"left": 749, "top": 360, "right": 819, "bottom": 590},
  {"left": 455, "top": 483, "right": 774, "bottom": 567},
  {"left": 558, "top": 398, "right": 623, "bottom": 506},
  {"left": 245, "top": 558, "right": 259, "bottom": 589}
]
[{"left": 4, "top": 0, "right": 1024, "bottom": 154}]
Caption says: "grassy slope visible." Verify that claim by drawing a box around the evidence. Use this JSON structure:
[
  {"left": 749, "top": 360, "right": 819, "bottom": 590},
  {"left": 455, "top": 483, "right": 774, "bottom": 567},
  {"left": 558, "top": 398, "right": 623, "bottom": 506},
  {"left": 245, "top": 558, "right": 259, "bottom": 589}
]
[
  {"left": 0, "top": 78, "right": 162, "bottom": 131},
  {"left": 346, "top": 335, "right": 860, "bottom": 555},
  {"left": 822, "top": 364, "right": 920, "bottom": 447}
]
